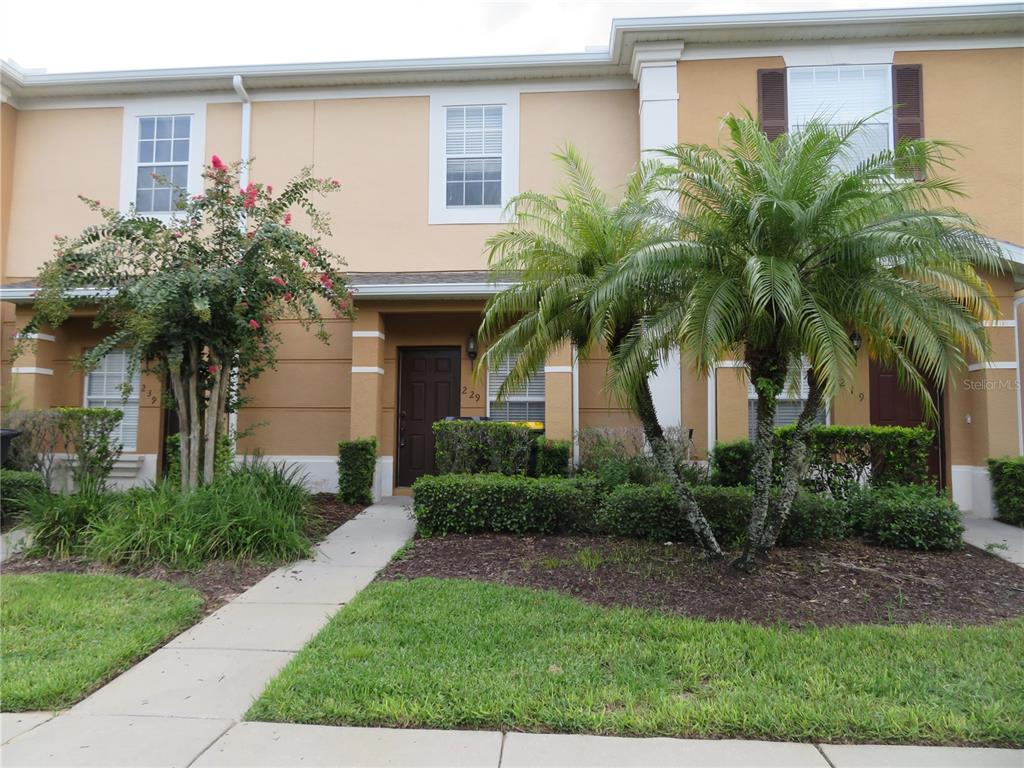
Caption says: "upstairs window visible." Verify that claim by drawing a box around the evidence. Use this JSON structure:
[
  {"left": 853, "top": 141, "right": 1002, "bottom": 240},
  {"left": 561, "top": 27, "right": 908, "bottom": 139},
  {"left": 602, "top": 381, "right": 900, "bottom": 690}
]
[
  {"left": 788, "top": 65, "right": 892, "bottom": 170},
  {"left": 488, "top": 356, "right": 545, "bottom": 423},
  {"left": 135, "top": 115, "right": 190, "bottom": 213},
  {"left": 445, "top": 105, "right": 503, "bottom": 208},
  {"left": 84, "top": 349, "right": 141, "bottom": 452},
  {"left": 748, "top": 360, "right": 826, "bottom": 440}
]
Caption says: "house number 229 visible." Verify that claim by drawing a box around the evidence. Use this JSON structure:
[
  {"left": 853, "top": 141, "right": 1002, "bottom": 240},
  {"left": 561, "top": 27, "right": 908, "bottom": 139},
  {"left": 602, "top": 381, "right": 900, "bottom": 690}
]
[{"left": 462, "top": 386, "right": 481, "bottom": 403}]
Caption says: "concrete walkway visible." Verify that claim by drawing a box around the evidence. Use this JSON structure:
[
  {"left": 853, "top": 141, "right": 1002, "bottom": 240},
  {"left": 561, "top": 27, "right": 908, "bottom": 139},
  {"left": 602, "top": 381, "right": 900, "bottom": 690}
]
[
  {"left": 2, "top": 497, "right": 1021, "bottom": 767},
  {"left": 963, "top": 516, "right": 1024, "bottom": 566}
]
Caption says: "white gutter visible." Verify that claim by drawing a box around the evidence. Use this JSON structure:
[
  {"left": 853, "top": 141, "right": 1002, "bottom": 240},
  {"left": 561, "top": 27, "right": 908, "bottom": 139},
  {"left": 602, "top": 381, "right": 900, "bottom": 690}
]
[
  {"left": 1015, "top": 296, "right": 1024, "bottom": 456},
  {"left": 572, "top": 346, "right": 580, "bottom": 467},
  {"left": 351, "top": 282, "right": 514, "bottom": 299}
]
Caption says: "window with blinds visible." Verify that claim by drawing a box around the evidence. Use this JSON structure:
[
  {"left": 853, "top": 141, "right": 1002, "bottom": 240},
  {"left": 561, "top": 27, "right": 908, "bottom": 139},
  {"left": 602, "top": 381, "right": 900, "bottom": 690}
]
[
  {"left": 445, "top": 105, "right": 503, "bottom": 208},
  {"left": 84, "top": 349, "right": 141, "bottom": 451},
  {"left": 747, "top": 360, "right": 826, "bottom": 440},
  {"left": 788, "top": 65, "right": 892, "bottom": 170},
  {"left": 136, "top": 115, "right": 190, "bottom": 213},
  {"left": 488, "top": 356, "right": 545, "bottom": 422}
]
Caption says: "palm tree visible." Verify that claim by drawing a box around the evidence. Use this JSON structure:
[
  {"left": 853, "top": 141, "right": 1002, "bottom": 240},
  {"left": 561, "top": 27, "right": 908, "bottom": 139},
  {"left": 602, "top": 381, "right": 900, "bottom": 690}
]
[
  {"left": 603, "top": 113, "right": 1002, "bottom": 570},
  {"left": 479, "top": 146, "right": 723, "bottom": 558}
]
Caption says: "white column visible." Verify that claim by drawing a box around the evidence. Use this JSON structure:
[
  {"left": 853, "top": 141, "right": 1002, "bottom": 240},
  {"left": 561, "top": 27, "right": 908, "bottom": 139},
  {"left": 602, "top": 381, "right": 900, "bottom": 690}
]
[{"left": 633, "top": 44, "right": 684, "bottom": 431}]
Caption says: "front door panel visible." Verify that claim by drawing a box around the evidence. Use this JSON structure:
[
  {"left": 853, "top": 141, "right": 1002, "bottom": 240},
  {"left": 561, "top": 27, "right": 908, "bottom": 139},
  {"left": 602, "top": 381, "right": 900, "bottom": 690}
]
[{"left": 397, "top": 347, "right": 461, "bottom": 486}]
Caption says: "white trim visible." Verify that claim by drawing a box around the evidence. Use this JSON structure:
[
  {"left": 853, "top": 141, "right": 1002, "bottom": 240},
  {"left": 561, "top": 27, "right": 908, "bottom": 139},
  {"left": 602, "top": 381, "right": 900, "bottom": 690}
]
[
  {"left": 374, "top": 456, "right": 395, "bottom": 500},
  {"left": 428, "top": 85, "right": 519, "bottom": 225},
  {"left": 571, "top": 347, "right": 580, "bottom": 466},
  {"left": 10, "top": 367, "right": 53, "bottom": 375},
  {"left": 239, "top": 455, "right": 339, "bottom": 493},
  {"left": 119, "top": 97, "right": 207, "bottom": 218},
  {"left": 16, "top": 332, "right": 55, "bottom": 342},
  {"left": 352, "top": 366, "right": 385, "bottom": 375},
  {"left": 985, "top": 320, "right": 1017, "bottom": 328},
  {"left": 1015, "top": 295, "right": 1024, "bottom": 455},
  {"left": 951, "top": 464, "right": 995, "bottom": 517},
  {"left": 967, "top": 361, "right": 1018, "bottom": 371},
  {"left": 352, "top": 330, "right": 386, "bottom": 340},
  {"left": 351, "top": 281, "right": 512, "bottom": 299},
  {"left": 543, "top": 365, "right": 573, "bottom": 374}
]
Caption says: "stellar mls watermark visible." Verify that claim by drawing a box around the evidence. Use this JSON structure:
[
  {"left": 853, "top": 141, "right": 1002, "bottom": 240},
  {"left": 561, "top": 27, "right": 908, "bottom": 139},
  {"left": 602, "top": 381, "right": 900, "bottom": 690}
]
[{"left": 962, "top": 378, "right": 1021, "bottom": 391}]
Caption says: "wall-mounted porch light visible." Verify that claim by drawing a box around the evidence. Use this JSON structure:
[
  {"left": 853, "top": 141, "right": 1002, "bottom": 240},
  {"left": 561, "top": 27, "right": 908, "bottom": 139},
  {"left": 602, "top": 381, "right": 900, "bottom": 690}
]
[
  {"left": 850, "top": 331, "right": 862, "bottom": 353},
  {"left": 466, "top": 334, "right": 478, "bottom": 361}
]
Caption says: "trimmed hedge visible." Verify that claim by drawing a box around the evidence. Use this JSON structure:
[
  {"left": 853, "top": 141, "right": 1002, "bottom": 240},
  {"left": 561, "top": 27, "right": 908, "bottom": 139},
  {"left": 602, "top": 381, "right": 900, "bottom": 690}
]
[
  {"left": 338, "top": 438, "right": 377, "bottom": 505},
  {"left": 0, "top": 469, "right": 47, "bottom": 516},
  {"left": 988, "top": 456, "right": 1024, "bottom": 526},
  {"left": 711, "top": 425, "right": 934, "bottom": 496},
  {"left": 535, "top": 438, "right": 572, "bottom": 478},
  {"left": 412, "top": 473, "right": 594, "bottom": 535},
  {"left": 849, "top": 484, "right": 963, "bottom": 550},
  {"left": 596, "top": 483, "right": 847, "bottom": 548},
  {"left": 433, "top": 421, "right": 533, "bottom": 476}
]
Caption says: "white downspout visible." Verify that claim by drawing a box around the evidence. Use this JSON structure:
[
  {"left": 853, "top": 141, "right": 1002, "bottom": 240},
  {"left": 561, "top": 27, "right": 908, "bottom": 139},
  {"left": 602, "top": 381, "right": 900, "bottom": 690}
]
[
  {"left": 572, "top": 346, "right": 580, "bottom": 467},
  {"left": 228, "top": 74, "right": 252, "bottom": 445},
  {"left": 1015, "top": 296, "right": 1024, "bottom": 456}
]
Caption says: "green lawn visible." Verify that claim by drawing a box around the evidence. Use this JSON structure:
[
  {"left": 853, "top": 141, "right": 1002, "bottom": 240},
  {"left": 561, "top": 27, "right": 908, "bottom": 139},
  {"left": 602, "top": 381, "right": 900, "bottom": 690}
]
[
  {"left": 248, "top": 578, "right": 1024, "bottom": 746},
  {"left": 0, "top": 573, "right": 203, "bottom": 711}
]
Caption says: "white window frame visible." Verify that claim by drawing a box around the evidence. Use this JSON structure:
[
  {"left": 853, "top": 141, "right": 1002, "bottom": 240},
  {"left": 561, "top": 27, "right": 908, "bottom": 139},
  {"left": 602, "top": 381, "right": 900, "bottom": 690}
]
[
  {"left": 119, "top": 97, "right": 207, "bottom": 220},
  {"left": 747, "top": 360, "right": 830, "bottom": 440},
  {"left": 428, "top": 86, "right": 519, "bottom": 225},
  {"left": 485, "top": 355, "right": 545, "bottom": 423},
  {"left": 786, "top": 64, "right": 894, "bottom": 168},
  {"left": 83, "top": 349, "right": 141, "bottom": 452}
]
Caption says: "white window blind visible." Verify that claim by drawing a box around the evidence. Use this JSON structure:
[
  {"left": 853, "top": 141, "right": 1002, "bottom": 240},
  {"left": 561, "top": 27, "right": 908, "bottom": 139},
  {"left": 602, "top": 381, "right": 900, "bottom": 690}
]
[
  {"left": 788, "top": 65, "right": 892, "bottom": 170},
  {"left": 136, "top": 115, "right": 190, "bottom": 213},
  {"left": 85, "top": 349, "right": 141, "bottom": 451},
  {"left": 488, "top": 356, "right": 545, "bottom": 422},
  {"left": 445, "top": 105, "right": 502, "bottom": 207},
  {"left": 747, "top": 360, "right": 826, "bottom": 439}
]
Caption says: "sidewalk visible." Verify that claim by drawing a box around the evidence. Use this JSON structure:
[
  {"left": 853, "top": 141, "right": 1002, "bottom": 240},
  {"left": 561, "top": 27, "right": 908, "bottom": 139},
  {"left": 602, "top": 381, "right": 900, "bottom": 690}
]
[
  {"left": 2, "top": 498, "right": 1020, "bottom": 767},
  {"left": 963, "top": 516, "right": 1024, "bottom": 566}
]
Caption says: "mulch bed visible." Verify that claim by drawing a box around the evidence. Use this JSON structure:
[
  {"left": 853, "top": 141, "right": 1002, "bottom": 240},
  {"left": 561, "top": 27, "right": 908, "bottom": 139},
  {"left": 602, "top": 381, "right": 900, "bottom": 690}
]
[
  {"left": 2, "top": 494, "right": 366, "bottom": 615},
  {"left": 381, "top": 534, "right": 1024, "bottom": 626}
]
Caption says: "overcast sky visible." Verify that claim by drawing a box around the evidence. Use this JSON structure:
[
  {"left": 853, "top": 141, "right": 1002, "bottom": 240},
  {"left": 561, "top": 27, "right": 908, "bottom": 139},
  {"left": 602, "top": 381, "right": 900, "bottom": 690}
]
[{"left": 1, "top": 0, "right": 995, "bottom": 74}]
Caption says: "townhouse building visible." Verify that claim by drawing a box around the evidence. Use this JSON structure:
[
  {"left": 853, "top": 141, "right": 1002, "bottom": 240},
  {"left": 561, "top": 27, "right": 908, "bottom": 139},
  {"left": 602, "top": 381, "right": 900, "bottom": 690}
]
[{"left": 1, "top": 4, "right": 1022, "bottom": 512}]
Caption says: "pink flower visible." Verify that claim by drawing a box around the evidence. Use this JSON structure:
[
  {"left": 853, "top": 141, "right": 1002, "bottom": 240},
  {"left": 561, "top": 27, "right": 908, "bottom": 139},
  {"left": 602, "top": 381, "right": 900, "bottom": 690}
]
[
  {"left": 266, "top": 185, "right": 273, "bottom": 195},
  {"left": 331, "top": 179, "right": 340, "bottom": 187},
  {"left": 171, "top": 231, "right": 183, "bottom": 239},
  {"left": 246, "top": 231, "right": 255, "bottom": 239},
  {"left": 242, "top": 183, "right": 258, "bottom": 209},
  {"left": 307, "top": 246, "right": 318, "bottom": 256},
  {"left": 319, "top": 273, "right": 333, "bottom": 290},
  {"left": 191, "top": 194, "right": 204, "bottom": 201},
  {"left": 283, "top": 291, "right": 294, "bottom": 302},
  {"left": 270, "top": 275, "right": 286, "bottom": 287},
  {"left": 283, "top": 213, "right": 292, "bottom": 226},
  {"left": 299, "top": 258, "right": 308, "bottom": 269},
  {"left": 248, "top": 319, "right": 261, "bottom": 330},
  {"left": 211, "top": 155, "right": 227, "bottom": 171},
  {"left": 208, "top": 365, "right": 218, "bottom": 374},
  {"left": 339, "top": 299, "right": 349, "bottom": 311}
]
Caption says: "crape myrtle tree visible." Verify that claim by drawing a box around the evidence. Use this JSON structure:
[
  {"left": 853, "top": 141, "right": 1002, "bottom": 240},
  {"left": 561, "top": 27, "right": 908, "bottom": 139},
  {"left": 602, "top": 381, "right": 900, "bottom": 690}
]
[
  {"left": 15, "top": 156, "right": 354, "bottom": 490},
  {"left": 478, "top": 146, "right": 723, "bottom": 558},
  {"left": 601, "top": 114, "right": 1002, "bottom": 570}
]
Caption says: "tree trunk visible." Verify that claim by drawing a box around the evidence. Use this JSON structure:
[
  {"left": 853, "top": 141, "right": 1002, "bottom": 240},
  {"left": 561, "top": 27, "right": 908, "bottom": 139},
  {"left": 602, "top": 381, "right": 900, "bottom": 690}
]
[
  {"left": 633, "top": 378, "right": 723, "bottom": 560},
  {"left": 202, "top": 352, "right": 223, "bottom": 485},
  {"left": 756, "top": 371, "right": 825, "bottom": 553},
  {"left": 167, "top": 361, "right": 191, "bottom": 493},
  {"left": 186, "top": 342, "right": 201, "bottom": 491}
]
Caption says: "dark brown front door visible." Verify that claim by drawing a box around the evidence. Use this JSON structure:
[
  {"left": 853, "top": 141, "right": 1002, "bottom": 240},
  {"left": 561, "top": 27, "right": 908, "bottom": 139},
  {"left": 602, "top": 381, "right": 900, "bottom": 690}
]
[
  {"left": 869, "top": 360, "right": 945, "bottom": 486},
  {"left": 397, "top": 347, "right": 461, "bottom": 486}
]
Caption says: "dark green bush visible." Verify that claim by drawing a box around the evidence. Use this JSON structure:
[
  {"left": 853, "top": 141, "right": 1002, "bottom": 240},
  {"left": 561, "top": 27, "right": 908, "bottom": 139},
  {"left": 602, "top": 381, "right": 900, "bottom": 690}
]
[
  {"left": 988, "top": 456, "right": 1024, "bottom": 526},
  {"left": 535, "top": 438, "right": 572, "bottom": 478},
  {"left": 164, "top": 432, "right": 234, "bottom": 486},
  {"left": 56, "top": 407, "right": 124, "bottom": 494},
  {"left": 0, "top": 469, "right": 47, "bottom": 516},
  {"left": 86, "top": 459, "right": 312, "bottom": 568},
  {"left": 712, "top": 425, "right": 934, "bottom": 496},
  {"left": 849, "top": 484, "right": 963, "bottom": 550},
  {"left": 433, "top": 421, "right": 533, "bottom": 475},
  {"left": 338, "top": 437, "right": 377, "bottom": 504},
  {"left": 596, "top": 483, "right": 846, "bottom": 548},
  {"left": 412, "top": 473, "right": 592, "bottom": 535}
]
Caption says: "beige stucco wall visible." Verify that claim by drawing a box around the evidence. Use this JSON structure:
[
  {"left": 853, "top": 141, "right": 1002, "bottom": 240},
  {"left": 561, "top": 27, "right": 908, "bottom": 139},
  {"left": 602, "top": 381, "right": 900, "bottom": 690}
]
[
  {"left": 1, "top": 102, "right": 18, "bottom": 394},
  {"left": 206, "top": 102, "right": 243, "bottom": 165}
]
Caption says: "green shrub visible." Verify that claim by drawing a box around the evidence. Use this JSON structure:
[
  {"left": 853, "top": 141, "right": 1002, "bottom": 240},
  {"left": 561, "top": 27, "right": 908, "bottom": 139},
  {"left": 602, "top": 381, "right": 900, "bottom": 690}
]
[
  {"left": 412, "top": 473, "right": 592, "bottom": 535},
  {"left": 2, "top": 410, "right": 61, "bottom": 488},
  {"left": 535, "top": 438, "right": 571, "bottom": 478},
  {"left": 338, "top": 437, "right": 377, "bottom": 504},
  {"left": 849, "top": 484, "right": 963, "bottom": 551},
  {"left": 164, "top": 432, "right": 234, "bottom": 486},
  {"left": 56, "top": 407, "right": 123, "bottom": 494},
  {"left": 86, "top": 459, "right": 312, "bottom": 569},
  {"left": 711, "top": 426, "right": 934, "bottom": 496},
  {"left": 596, "top": 483, "right": 846, "bottom": 548},
  {"left": 20, "top": 490, "right": 114, "bottom": 558},
  {"left": 433, "top": 421, "right": 533, "bottom": 475},
  {"left": 0, "top": 469, "right": 47, "bottom": 516},
  {"left": 988, "top": 456, "right": 1024, "bottom": 526},
  {"left": 709, "top": 440, "right": 755, "bottom": 486}
]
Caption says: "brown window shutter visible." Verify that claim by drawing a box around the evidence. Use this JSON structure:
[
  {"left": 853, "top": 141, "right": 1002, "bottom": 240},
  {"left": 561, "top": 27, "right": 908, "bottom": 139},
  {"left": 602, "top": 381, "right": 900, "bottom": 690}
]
[
  {"left": 757, "top": 68, "right": 788, "bottom": 140},
  {"left": 893, "top": 64, "right": 924, "bottom": 142}
]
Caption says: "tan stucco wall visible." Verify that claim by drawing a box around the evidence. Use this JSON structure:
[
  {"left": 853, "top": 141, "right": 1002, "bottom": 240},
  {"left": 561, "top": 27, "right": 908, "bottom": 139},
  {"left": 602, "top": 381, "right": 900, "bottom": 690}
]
[
  {"left": 678, "top": 57, "right": 786, "bottom": 146},
  {"left": 894, "top": 48, "right": 1024, "bottom": 246},
  {"left": 716, "top": 366, "right": 750, "bottom": 444},
  {"left": 578, "top": 346, "right": 640, "bottom": 432},
  {"left": 1, "top": 103, "right": 18, "bottom": 395},
  {"left": 206, "top": 102, "right": 243, "bottom": 165},
  {"left": 5, "top": 107, "right": 122, "bottom": 282}
]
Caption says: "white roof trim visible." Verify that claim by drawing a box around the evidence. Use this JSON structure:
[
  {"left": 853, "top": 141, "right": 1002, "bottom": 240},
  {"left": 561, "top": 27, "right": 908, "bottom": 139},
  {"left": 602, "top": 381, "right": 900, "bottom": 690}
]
[
  {"left": 351, "top": 282, "right": 513, "bottom": 299},
  {"left": 2, "top": 4, "right": 1020, "bottom": 100}
]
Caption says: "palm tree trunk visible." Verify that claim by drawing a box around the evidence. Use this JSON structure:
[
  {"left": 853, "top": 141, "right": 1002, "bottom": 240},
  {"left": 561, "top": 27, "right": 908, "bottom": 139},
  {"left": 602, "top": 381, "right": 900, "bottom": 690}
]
[
  {"left": 633, "top": 378, "right": 723, "bottom": 560},
  {"left": 735, "top": 386, "right": 779, "bottom": 571},
  {"left": 757, "top": 372, "right": 825, "bottom": 553}
]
